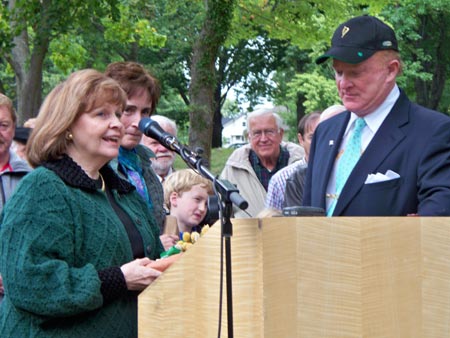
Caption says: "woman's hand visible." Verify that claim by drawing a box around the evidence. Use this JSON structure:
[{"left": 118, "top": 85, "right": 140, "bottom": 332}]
[{"left": 120, "top": 258, "right": 161, "bottom": 291}]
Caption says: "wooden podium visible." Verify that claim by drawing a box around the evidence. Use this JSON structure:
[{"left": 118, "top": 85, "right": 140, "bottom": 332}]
[{"left": 138, "top": 217, "right": 450, "bottom": 337}]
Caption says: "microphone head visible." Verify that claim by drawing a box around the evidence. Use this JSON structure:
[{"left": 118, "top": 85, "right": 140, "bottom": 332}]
[
  {"left": 138, "top": 117, "right": 166, "bottom": 140},
  {"left": 138, "top": 117, "right": 154, "bottom": 134},
  {"left": 138, "top": 117, "right": 180, "bottom": 153}
]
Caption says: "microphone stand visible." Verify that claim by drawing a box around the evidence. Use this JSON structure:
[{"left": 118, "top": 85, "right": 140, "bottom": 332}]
[{"left": 176, "top": 145, "right": 248, "bottom": 338}]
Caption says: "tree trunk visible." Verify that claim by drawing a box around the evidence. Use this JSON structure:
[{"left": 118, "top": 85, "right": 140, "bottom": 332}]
[
  {"left": 8, "top": 0, "right": 49, "bottom": 125},
  {"left": 212, "top": 82, "right": 223, "bottom": 148},
  {"left": 296, "top": 92, "right": 306, "bottom": 127},
  {"left": 188, "top": 0, "right": 235, "bottom": 162},
  {"left": 10, "top": 36, "right": 48, "bottom": 125},
  {"left": 189, "top": 42, "right": 215, "bottom": 163},
  {"left": 414, "top": 13, "right": 448, "bottom": 111}
]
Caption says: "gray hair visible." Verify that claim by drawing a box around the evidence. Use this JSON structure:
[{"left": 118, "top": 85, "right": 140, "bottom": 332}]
[
  {"left": 151, "top": 114, "right": 177, "bottom": 136},
  {"left": 246, "top": 108, "right": 285, "bottom": 132},
  {"left": 319, "top": 104, "right": 346, "bottom": 123}
]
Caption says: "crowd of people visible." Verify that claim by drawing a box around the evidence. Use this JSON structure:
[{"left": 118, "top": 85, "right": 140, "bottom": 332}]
[{"left": 0, "top": 14, "right": 448, "bottom": 337}]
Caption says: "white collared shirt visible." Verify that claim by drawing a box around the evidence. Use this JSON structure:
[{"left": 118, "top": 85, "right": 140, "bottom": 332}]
[
  {"left": 158, "top": 167, "right": 174, "bottom": 183},
  {"left": 325, "top": 85, "right": 400, "bottom": 212}
]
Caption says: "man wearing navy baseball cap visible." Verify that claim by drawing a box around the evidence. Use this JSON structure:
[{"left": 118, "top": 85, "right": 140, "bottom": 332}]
[
  {"left": 316, "top": 15, "right": 398, "bottom": 64},
  {"left": 303, "top": 15, "right": 450, "bottom": 216}
]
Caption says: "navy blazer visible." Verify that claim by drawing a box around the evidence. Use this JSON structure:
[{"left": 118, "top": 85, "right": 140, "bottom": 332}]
[{"left": 303, "top": 91, "right": 450, "bottom": 216}]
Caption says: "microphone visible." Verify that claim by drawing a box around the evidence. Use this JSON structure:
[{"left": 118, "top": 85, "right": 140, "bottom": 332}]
[
  {"left": 138, "top": 117, "right": 181, "bottom": 153},
  {"left": 138, "top": 117, "right": 248, "bottom": 211}
]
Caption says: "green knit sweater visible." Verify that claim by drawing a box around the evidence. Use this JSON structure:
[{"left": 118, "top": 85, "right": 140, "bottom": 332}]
[{"left": 0, "top": 155, "right": 164, "bottom": 338}]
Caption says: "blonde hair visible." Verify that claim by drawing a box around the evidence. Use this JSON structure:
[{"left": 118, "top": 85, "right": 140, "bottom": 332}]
[
  {"left": 27, "top": 69, "right": 126, "bottom": 167},
  {"left": 163, "top": 169, "right": 213, "bottom": 209},
  {"left": 0, "top": 93, "right": 17, "bottom": 124}
]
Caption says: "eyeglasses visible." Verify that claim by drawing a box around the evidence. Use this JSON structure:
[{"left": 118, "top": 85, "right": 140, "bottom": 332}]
[{"left": 249, "top": 128, "right": 279, "bottom": 139}]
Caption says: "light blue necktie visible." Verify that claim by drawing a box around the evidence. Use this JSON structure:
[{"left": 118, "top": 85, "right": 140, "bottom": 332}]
[{"left": 327, "top": 117, "right": 366, "bottom": 216}]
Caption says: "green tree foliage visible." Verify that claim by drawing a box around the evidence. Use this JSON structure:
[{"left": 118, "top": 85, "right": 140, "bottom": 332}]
[
  {"left": 0, "top": 0, "right": 166, "bottom": 123},
  {"left": 382, "top": 1, "right": 450, "bottom": 113},
  {"left": 1, "top": 0, "right": 116, "bottom": 122},
  {"left": 211, "top": 37, "right": 298, "bottom": 147},
  {"left": 0, "top": 0, "right": 448, "bottom": 149},
  {"left": 258, "top": 0, "right": 449, "bottom": 127},
  {"left": 101, "top": 2, "right": 166, "bottom": 48},
  {"left": 288, "top": 72, "right": 340, "bottom": 114}
]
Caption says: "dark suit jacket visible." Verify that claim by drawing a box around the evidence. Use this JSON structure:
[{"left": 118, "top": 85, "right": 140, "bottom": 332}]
[
  {"left": 303, "top": 90, "right": 450, "bottom": 216},
  {"left": 284, "top": 163, "right": 308, "bottom": 208}
]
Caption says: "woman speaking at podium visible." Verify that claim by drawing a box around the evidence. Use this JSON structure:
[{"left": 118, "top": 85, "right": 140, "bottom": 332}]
[{"left": 0, "top": 69, "right": 165, "bottom": 337}]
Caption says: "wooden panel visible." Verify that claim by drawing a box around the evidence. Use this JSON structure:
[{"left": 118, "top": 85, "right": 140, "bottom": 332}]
[
  {"left": 138, "top": 217, "right": 450, "bottom": 338},
  {"left": 138, "top": 218, "right": 264, "bottom": 338},
  {"left": 263, "top": 217, "right": 362, "bottom": 337},
  {"left": 422, "top": 218, "right": 450, "bottom": 338},
  {"left": 360, "top": 218, "right": 421, "bottom": 338}
]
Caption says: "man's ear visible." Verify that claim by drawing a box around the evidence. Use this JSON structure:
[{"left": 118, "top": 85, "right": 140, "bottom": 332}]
[
  {"left": 387, "top": 59, "right": 401, "bottom": 81},
  {"left": 297, "top": 133, "right": 305, "bottom": 147}
]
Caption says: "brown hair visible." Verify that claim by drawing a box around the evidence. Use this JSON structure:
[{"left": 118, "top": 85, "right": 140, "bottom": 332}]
[
  {"left": 27, "top": 69, "right": 127, "bottom": 167},
  {"left": 297, "top": 111, "right": 321, "bottom": 136},
  {"left": 0, "top": 93, "right": 17, "bottom": 124},
  {"left": 105, "top": 61, "right": 161, "bottom": 115}
]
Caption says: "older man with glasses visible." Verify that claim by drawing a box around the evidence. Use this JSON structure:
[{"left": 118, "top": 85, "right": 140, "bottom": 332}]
[{"left": 220, "top": 108, "right": 304, "bottom": 218}]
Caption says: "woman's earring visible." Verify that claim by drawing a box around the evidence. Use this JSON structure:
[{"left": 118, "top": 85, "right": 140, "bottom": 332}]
[{"left": 66, "top": 132, "right": 73, "bottom": 141}]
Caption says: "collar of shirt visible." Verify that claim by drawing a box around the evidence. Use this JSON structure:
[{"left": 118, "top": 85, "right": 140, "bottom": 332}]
[
  {"left": 158, "top": 167, "right": 174, "bottom": 183},
  {"left": 249, "top": 146, "right": 290, "bottom": 191},
  {"left": 344, "top": 84, "right": 400, "bottom": 151},
  {"left": 326, "top": 85, "right": 400, "bottom": 211},
  {"left": 0, "top": 162, "right": 12, "bottom": 173}
]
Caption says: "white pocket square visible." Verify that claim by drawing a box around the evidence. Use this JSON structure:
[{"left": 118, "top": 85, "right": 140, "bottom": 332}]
[{"left": 365, "top": 170, "right": 400, "bottom": 184}]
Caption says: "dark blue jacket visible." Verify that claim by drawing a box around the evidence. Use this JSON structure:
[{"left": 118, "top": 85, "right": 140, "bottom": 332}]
[{"left": 304, "top": 90, "right": 450, "bottom": 216}]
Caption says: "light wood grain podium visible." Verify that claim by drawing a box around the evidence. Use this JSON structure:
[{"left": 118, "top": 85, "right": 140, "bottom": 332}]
[{"left": 138, "top": 217, "right": 450, "bottom": 337}]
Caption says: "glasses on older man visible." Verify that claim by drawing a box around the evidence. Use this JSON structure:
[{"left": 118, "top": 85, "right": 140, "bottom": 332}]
[{"left": 249, "top": 128, "right": 279, "bottom": 139}]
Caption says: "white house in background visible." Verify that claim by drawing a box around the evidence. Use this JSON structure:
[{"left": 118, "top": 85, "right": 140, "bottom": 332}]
[
  {"left": 222, "top": 106, "right": 289, "bottom": 147},
  {"left": 222, "top": 114, "right": 247, "bottom": 147}
]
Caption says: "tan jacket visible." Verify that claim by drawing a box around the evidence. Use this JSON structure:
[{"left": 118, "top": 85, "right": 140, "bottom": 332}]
[{"left": 220, "top": 142, "right": 304, "bottom": 218}]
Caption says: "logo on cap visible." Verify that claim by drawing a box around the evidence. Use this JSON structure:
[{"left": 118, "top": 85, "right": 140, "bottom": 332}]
[{"left": 341, "top": 26, "right": 350, "bottom": 38}]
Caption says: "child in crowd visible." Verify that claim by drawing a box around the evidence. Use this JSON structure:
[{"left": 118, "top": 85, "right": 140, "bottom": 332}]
[{"left": 163, "top": 169, "right": 214, "bottom": 235}]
